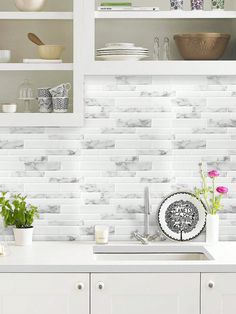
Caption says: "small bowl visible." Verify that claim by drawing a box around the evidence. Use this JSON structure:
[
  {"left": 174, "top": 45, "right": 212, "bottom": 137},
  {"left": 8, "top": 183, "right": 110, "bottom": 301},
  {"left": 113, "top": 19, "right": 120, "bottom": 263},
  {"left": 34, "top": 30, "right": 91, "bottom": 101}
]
[
  {"left": 38, "top": 45, "right": 65, "bottom": 60},
  {"left": 2, "top": 104, "right": 17, "bottom": 113},
  {"left": 14, "top": 0, "right": 46, "bottom": 12},
  {"left": 0, "top": 50, "right": 11, "bottom": 63}
]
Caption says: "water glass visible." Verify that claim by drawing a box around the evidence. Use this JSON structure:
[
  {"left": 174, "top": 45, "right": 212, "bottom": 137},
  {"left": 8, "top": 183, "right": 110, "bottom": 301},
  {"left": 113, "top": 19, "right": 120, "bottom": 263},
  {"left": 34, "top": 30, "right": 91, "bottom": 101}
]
[
  {"left": 211, "top": 0, "right": 224, "bottom": 10},
  {"left": 170, "top": 0, "right": 184, "bottom": 10},
  {"left": 191, "top": 0, "right": 204, "bottom": 10}
]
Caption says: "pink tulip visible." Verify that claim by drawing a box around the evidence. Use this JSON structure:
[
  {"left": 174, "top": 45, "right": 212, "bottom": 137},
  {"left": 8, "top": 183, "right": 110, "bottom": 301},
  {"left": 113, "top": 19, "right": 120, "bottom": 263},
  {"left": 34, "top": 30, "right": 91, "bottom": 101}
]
[
  {"left": 208, "top": 170, "right": 220, "bottom": 178},
  {"left": 216, "top": 186, "right": 228, "bottom": 194}
]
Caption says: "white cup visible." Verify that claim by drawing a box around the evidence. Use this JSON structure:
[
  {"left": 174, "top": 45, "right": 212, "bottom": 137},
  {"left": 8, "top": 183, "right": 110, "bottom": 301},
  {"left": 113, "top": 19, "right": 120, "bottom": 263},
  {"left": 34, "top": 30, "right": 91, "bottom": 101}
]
[
  {"left": 0, "top": 50, "right": 11, "bottom": 63},
  {"left": 95, "top": 225, "right": 109, "bottom": 244}
]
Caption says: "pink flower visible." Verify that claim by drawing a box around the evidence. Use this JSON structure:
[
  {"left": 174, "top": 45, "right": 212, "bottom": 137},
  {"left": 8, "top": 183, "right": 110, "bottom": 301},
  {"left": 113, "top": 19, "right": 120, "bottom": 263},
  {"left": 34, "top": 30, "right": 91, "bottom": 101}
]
[
  {"left": 216, "top": 186, "right": 228, "bottom": 194},
  {"left": 208, "top": 170, "right": 220, "bottom": 178}
]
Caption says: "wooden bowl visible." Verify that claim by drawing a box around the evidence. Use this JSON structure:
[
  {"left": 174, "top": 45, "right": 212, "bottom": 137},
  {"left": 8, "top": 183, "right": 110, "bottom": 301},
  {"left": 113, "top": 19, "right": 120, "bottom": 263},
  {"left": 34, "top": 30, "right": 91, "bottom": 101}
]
[
  {"left": 38, "top": 45, "right": 65, "bottom": 60},
  {"left": 174, "top": 33, "right": 230, "bottom": 60}
]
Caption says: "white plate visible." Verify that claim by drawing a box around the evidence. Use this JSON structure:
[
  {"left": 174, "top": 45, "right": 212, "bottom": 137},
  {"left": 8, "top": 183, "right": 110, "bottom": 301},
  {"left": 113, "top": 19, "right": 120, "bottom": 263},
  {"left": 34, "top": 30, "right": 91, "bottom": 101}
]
[
  {"left": 97, "top": 52, "right": 149, "bottom": 56},
  {"left": 97, "top": 46, "right": 148, "bottom": 51},
  {"left": 157, "top": 192, "right": 206, "bottom": 241},
  {"left": 96, "top": 55, "right": 148, "bottom": 61},
  {"left": 105, "top": 43, "right": 135, "bottom": 48}
]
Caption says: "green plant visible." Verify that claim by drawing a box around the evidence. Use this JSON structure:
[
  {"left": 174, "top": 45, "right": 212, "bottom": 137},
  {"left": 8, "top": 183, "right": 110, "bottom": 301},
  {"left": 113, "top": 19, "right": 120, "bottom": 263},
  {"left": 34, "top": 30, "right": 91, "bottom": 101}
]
[{"left": 0, "top": 192, "right": 39, "bottom": 228}]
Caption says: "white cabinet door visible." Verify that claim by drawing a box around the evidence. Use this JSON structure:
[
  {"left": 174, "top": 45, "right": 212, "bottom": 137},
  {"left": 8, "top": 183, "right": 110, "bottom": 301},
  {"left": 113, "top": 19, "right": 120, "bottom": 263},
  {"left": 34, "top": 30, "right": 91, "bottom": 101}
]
[
  {"left": 92, "top": 273, "right": 200, "bottom": 314},
  {"left": 202, "top": 273, "right": 236, "bottom": 314},
  {"left": 0, "top": 273, "right": 89, "bottom": 314}
]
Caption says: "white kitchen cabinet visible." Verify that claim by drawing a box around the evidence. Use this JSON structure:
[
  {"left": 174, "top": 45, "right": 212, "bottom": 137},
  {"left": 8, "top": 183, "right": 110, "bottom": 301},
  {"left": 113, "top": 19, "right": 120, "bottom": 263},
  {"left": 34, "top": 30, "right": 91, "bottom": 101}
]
[
  {"left": 202, "top": 273, "right": 236, "bottom": 314},
  {"left": 0, "top": 273, "right": 89, "bottom": 314},
  {"left": 91, "top": 273, "right": 200, "bottom": 314}
]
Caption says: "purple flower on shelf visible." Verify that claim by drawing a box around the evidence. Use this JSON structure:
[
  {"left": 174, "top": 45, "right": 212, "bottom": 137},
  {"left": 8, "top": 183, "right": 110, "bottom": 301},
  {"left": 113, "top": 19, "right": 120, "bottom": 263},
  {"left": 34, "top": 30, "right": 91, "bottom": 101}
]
[
  {"left": 216, "top": 186, "right": 228, "bottom": 194},
  {"left": 208, "top": 170, "right": 220, "bottom": 178}
]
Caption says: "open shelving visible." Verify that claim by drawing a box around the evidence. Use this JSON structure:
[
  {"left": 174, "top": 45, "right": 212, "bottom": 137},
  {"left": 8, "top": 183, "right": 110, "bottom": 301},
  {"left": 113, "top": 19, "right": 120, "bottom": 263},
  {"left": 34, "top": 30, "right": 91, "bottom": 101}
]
[
  {"left": 77, "top": 0, "right": 236, "bottom": 77},
  {"left": 0, "top": 12, "right": 73, "bottom": 20},
  {"left": 95, "top": 10, "right": 236, "bottom": 20},
  {"left": 0, "top": 63, "right": 73, "bottom": 71},
  {"left": 0, "top": 0, "right": 83, "bottom": 127}
]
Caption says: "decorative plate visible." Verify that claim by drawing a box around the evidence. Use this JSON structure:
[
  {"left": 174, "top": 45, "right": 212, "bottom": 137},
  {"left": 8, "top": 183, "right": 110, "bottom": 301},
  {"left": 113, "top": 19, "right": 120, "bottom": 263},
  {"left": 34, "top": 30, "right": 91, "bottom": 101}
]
[{"left": 157, "top": 192, "right": 206, "bottom": 241}]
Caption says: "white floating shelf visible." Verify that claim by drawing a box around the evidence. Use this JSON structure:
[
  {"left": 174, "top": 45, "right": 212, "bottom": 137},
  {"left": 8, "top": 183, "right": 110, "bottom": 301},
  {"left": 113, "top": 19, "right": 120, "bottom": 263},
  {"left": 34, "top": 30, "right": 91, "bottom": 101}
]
[
  {"left": 0, "top": 113, "right": 82, "bottom": 127},
  {"left": 95, "top": 10, "right": 236, "bottom": 19},
  {"left": 85, "top": 61, "right": 236, "bottom": 76},
  {"left": 0, "top": 12, "right": 73, "bottom": 20},
  {"left": 0, "top": 63, "right": 73, "bottom": 71}
]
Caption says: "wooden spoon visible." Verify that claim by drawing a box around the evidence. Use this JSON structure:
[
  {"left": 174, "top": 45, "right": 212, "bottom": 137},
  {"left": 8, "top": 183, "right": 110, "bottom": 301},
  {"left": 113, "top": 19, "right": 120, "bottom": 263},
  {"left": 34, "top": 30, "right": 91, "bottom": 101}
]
[{"left": 28, "top": 33, "right": 45, "bottom": 46}]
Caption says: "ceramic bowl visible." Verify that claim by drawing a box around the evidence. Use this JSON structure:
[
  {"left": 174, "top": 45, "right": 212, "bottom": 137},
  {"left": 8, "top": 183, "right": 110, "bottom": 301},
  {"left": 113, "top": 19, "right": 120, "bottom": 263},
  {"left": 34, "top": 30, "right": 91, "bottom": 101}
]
[
  {"left": 2, "top": 104, "right": 17, "bottom": 113},
  {"left": 0, "top": 50, "right": 11, "bottom": 63},
  {"left": 174, "top": 33, "right": 230, "bottom": 60},
  {"left": 14, "top": 0, "right": 46, "bottom": 12},
  {"left": 38, "top": 45, "right": 65, "bottom": 60}
]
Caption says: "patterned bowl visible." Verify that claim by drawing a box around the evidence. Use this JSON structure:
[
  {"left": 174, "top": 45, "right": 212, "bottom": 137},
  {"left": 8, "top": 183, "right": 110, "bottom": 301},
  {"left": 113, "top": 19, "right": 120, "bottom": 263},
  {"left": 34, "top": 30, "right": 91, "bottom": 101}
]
[{"left": 174, "top": 33, "right": 230, "bottom": 60}]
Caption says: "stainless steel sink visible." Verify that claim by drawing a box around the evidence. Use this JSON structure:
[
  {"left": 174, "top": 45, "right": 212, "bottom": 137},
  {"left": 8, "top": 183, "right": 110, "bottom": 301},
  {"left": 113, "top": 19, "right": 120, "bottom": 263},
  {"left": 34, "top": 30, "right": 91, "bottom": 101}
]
[{"left": 93, "top": 245, "right": 213, "bottom": 261}]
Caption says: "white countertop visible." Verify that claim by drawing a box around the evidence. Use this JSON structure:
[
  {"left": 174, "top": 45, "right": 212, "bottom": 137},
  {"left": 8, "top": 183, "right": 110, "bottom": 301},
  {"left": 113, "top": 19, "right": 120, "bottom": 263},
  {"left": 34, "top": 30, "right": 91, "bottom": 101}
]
[{"left": 0, "top": 241, "right": 236, "bottom": 273}]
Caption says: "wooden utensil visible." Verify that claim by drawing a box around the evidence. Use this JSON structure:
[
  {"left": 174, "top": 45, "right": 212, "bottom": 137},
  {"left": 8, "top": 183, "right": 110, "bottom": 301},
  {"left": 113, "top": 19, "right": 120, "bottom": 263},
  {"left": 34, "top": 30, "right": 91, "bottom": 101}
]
[{"left": 28, "top": 33, "right": 45, "bottom": 46}]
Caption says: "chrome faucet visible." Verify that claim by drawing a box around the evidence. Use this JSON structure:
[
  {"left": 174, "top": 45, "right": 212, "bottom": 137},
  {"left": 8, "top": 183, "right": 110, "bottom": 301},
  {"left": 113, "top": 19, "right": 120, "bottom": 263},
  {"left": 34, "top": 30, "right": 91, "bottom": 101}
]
[{"left": 131, "top": 186, "right": 165, "bottom": 244}]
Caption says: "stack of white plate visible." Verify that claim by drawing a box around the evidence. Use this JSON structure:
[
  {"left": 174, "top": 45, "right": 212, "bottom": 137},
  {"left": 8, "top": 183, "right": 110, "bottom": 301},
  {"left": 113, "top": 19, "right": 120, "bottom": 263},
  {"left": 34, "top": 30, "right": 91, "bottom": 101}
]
[{"left": 96, "top": 43, "right": 149, "bottom": 61}]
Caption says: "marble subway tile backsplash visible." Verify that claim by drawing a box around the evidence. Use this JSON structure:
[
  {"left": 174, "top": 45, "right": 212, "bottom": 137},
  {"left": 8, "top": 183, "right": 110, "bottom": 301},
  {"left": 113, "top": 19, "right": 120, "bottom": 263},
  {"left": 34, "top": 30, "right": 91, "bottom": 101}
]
[{"left": 1, "top": 75, "right": 236, "bottom": 241}]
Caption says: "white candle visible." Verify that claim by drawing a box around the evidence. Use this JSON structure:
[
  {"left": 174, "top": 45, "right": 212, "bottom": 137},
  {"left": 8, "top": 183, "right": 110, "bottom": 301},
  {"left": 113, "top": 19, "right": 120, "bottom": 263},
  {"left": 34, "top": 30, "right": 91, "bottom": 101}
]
[{"left": 95, "top": 225, "right": 109, "bottom": 244}]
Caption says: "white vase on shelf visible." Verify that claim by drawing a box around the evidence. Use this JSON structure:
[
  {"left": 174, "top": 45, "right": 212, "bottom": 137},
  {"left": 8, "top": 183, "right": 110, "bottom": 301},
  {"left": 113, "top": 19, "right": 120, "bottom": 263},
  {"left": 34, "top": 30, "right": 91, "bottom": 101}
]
[
  {"left": 14, "top": 0, "right": 46, "bottom": 12},
  {"left": 206, "top": 214, "right": 219, "bottom": 244}
]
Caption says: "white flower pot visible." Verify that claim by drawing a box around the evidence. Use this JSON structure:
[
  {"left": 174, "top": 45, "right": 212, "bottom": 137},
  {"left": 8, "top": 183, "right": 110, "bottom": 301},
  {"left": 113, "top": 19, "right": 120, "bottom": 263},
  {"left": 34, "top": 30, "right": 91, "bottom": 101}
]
[
  {"left": 14, "top": 0, "right": 46, "bottom": 12},
  {"left": 13, "top": 227, "right": 34, "bottom": 246},
  {"left": 206, "top": 214, "right": 219, "bottom": 244}
]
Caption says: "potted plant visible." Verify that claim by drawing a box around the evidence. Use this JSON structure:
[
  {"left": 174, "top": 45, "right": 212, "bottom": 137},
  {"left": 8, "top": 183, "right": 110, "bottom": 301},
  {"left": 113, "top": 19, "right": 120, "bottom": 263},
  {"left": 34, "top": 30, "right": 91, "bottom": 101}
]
[
  {"left": 0, "top": 192, "right": 39, "bottom": 246},
  {"left": 195, "top": 163, "right": 228, "bottom": 244}
]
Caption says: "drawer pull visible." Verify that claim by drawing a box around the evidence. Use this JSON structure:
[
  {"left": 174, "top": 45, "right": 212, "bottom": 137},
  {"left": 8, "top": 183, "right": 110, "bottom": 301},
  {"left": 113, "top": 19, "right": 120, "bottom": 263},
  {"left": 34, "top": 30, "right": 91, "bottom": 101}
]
[
  {"left": 76, "top": 283, "right": 84, "bottom": 290},
  {"left": 208, "top": 281, "right": 214, "bottom": 289},
  {"left": 97, "top": 282, "right": 105, "bottom": 290}
]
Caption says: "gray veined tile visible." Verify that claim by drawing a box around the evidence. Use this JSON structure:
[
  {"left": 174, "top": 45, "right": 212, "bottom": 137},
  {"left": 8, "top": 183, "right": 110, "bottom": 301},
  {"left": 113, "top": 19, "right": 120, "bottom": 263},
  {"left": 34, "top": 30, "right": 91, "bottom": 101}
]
[
  {"left": 11, "top": 171, "right": 45, "bottom": 177},
  {"left": 176, "top": 113, "right": 201, "bottom": 119},
  {"left": 115, "top": 75, "right": 152, "bottom": 85},
  {"left": 116, "top": 119, "right": 152, "bottom": 128},
  {"left": 208, "top": 119, "right": 236, "bottom": 128},
  {"left": 0, "top": 140, "right": 24, "bottom": 149},
  {"left": 101, "top": 128, "right": 136, "bottom": 134},
  {"left": 81, "top": 140, "right": 115, "bottom": 149},
  {"left": 25, "top": 162, "right": 61, "bottom": 171},
  {"left": 116, "top": 161, "right": 152, "bottom": 171},
  {"left": 8, "top": 127, "right": 45, "bottom": 134},
  {"left": 38, "top": 205, "right": 60, "bottom": 214},
  {"left": 192, "top": 128, "right": 227, "bottom": 134},
  {"left": 49, "top": 177, "right": 82, "bottom": 183},
  {"left": 173, "top": 140, "right": 206, "bottom": 150},
  {"left": 80, "top": 184, "right": 114, "bottom": 193},
  {"left": 117, "top": 204, "right": 144, "bottom": 214},
  {"left": 171, "top": 98, "right": 207, "bottom": 107}
]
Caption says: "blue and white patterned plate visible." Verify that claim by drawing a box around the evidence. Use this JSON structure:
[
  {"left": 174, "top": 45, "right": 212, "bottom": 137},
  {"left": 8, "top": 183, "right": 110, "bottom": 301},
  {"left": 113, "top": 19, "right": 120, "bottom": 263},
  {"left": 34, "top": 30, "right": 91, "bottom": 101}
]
[{"left": 157, "top": 192, "right": 206, "bottom": 241}]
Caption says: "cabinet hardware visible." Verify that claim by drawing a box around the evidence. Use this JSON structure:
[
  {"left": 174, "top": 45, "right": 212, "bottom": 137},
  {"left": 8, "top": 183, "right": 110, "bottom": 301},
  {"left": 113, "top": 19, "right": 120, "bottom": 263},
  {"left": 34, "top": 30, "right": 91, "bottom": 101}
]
[
  {"left": 76, "top": 283, "right": 84, "bottom": 290},
  {"left": 208, "top": 281, "right": 214, "bottom": 289},
  {"left": 97, "top": 282, "right": 105, "bottom": 290}
]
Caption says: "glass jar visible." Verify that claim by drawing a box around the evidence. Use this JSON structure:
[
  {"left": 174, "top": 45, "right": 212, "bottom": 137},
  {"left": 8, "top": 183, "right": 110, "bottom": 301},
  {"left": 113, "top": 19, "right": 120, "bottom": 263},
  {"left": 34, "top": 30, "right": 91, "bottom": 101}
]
[{"left": 17, "top": 79, "right": 35, "bottom": 113}]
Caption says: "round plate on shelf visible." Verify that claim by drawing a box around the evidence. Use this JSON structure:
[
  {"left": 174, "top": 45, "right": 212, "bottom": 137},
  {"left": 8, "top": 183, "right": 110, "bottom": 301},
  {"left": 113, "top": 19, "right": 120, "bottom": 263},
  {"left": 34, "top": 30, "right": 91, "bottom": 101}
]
[
  {"left": 96, "top": 55, "right": 148, "bottom": 61},
  {"left": 157, "top": 192, "right": 206, "bottom": 241}
]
